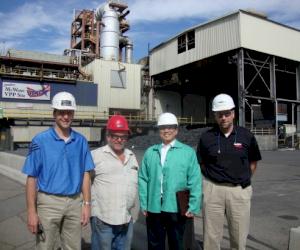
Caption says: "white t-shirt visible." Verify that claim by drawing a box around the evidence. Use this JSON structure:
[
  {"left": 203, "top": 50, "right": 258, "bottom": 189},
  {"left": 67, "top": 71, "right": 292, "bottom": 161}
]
[{"left": 160, "top": 140, "right": 175, "bottom": 194}]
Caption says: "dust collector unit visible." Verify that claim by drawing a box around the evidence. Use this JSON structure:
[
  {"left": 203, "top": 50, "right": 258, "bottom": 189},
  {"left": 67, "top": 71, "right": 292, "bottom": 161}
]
[
  {"left": 95, "top": 1, "right": 132, "bottom": 62},
  {"left": 96, "top": 3, "right": 119, "bottom": 61}
]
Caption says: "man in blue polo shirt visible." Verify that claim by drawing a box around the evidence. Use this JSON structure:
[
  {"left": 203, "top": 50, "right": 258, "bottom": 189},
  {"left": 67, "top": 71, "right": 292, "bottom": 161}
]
[{"left": 22, "top": 91, "right": 95, "bottom": 250}]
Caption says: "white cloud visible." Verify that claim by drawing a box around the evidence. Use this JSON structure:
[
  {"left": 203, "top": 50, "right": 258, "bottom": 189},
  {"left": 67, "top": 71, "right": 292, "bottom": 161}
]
[
  {"left": 127, "top": 0, "right": 300, "bottom": 25},
  {"left": 0, "top": 1, "right": 77, "bottom": 54},
  {"left": 1, "top": 3, "right": 54, "bottom": 39},
  {"left": 47, "top": 37, "right": 70, "bottom": 55},
  {"left": 1, "top": 0, "right": 300, "bottom": 57},
  {"left": 0, "top": 2, "right": 70, "bottom": 39}
]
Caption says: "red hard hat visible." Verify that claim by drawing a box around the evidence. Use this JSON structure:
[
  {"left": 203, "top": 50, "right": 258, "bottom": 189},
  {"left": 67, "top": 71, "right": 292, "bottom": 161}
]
[{"left": 106, "top": 115, "right": 129, "bottom": 131}]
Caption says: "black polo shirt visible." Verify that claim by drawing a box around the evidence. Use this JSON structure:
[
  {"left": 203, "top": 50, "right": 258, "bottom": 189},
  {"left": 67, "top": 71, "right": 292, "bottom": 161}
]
[{"left": 197, "top": 126, "right": 262, "bottom": 187}]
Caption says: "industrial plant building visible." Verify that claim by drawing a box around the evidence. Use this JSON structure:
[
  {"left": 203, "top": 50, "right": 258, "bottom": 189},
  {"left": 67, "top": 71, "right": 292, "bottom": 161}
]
[
  {"left": 0, "top": 1, "right": 300, "bottom": 150},
  {"left": 145, "top": 10, "right": 300, "bottom": 150},
  {"left": 0, "top": 1, "right": 141, "bottom": 148}
]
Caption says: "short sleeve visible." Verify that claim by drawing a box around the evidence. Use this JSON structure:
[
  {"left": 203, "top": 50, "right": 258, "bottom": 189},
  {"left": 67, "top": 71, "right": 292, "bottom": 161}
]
[
  {"left": 83, "top": 140, "right": 95, "bottom": 172},
  {"left": 249, "top": 135, "right": 262, "bottom": 162},
  {"left": 22, "top": 140, "right": 42, "bottom": 176}
]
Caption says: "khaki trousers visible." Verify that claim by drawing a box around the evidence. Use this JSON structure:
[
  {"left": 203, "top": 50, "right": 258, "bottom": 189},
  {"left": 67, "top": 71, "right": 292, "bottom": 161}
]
[
  {"left": 36, "top": 192, "right": 82, "bottom": 250},
  {"left": 202, "top": 177, "right": 252, "bottom": 250}
]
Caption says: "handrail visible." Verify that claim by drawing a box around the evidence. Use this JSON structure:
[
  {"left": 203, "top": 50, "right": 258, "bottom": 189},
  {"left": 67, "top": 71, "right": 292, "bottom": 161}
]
[
  {"left": 2, "top": 108, "right": 207, "bottom": 125},
  {"left": 0, "top": 64, "right": 79, "bottom": 81},
  {"left": 250, "top": 127, "right": 275, "bottom": 135},
  {"left": 0, "top": 64, "right": 94, "bottom": 81}
]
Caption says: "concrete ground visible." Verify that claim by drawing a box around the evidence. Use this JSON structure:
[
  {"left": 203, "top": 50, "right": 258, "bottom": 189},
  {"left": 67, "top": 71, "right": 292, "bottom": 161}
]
[{"left": 0, "top": 149, "right": 299, "bottom": 249}]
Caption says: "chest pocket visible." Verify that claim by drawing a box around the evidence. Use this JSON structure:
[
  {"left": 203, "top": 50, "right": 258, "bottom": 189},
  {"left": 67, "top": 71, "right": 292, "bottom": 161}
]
[{"left": 127, "top": 166, "right": 138, "bottom": 184}]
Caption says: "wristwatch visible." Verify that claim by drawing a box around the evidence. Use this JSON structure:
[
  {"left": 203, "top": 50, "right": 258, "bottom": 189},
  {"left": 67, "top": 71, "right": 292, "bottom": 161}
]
[{"left": 82, "top": 201, "right": 91, "bottom": 206}]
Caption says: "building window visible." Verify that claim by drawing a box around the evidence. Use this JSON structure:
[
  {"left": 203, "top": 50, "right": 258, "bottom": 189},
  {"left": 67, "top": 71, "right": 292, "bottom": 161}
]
[
  {"left": 177, "top": 30, "right": 195, "bottom": 54},
  {"left": 177, "top": 34, "right": 186, "bottom": 54},
  {"left": 111, "top": 70, "right": 126, "bottom": 88},
  {"left": 187, "top": 30, "right": 195, "bottom": 50}
]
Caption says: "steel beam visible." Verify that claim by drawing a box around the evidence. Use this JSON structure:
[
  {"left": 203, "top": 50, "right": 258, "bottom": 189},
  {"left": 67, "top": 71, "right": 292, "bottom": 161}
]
[
  {"left": 245, "top": 52, "right": 270, "bottom": 93},
  {"left": 297, "top": 64, "right": 300, "bottom": 132},
  {"left": 237, "top": 49, "right": 245, "bottom": 127},
  {"left": 148, "top": 78, "right": 155, "bottom": 120},
  {"left": 270, "top": 56, "right": 276, "bottom": 99}
]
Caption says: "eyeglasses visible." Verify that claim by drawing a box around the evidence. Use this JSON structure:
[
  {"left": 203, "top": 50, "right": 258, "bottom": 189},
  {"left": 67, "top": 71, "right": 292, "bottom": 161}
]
[
  {"left": 55, "top": 110, "right": 74, "bottom": 116},
  {"left": 215, "top": 111, "right": 233, "bottom": 118},
  {"left": 109, "top": 134, "right": 129, "bottom": 141},
  {"left": 158, "top": 125, "right": 178, "bottom": 130}
]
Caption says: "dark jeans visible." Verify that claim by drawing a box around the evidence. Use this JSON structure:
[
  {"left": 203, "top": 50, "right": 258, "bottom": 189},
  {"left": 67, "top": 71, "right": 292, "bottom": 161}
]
[{"left": 146, "top": 212, "right": 187, "bottom": 250}]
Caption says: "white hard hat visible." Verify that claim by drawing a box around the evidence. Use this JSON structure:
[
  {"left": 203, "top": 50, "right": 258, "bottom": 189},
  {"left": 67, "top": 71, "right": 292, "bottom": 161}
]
[
  {"left": 157, "top": 112, "right": 178, "bottom": 126},
  {"left": 212, "top": 93, "right": 235, "bottom": 111},
  {"left": 51, "top": 92, "right": 76, "bottom": 110}
]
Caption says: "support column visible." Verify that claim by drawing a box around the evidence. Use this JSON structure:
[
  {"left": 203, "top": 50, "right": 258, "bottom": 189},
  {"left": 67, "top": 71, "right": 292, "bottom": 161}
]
[
  {"left": 270, "top": 56, "right": 276, "bottom": 99},
  {"left": 296, "top": 64, "right": 300, "bottom": 132},
  {"left": 237, "top": 49, "right": 245, "bottom": 127},
  {"left": 148, "top": 78, "right": 155, "bottom": 120},
  {"left": 292, "top": 103, "right": 295, "bottom": 148},
  {"left": 270, "top": 56, "right": 278, "bottom": 149},
  {"left": 275, "top": 100, "right": 278, "bottom": 149}
]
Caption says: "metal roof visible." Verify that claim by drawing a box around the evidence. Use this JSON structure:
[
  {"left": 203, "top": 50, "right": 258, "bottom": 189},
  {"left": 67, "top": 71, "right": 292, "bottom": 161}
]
[
  {"left": 150, "top": 9, "right": 300, "bottom": 54},
  {"left": 149, "top": 9, "right": 300, "bottom": 76}
]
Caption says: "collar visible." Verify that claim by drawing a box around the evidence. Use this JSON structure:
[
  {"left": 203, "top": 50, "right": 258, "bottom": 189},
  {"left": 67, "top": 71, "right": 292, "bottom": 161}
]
[
  {"left": 153, "top": 139, "right": 183, "bottom": 151},
  {"left": 161, "top": 139, "right": 176, "bottom": 148},
  {"left": 50, "top": 127, "right": 75, "bottom": 142},
  {"left": 103, "top": 144, "right": 133, "bottom": 158},
  {"left": 214, "top": 125, "right": 237, "bottom": 136}
]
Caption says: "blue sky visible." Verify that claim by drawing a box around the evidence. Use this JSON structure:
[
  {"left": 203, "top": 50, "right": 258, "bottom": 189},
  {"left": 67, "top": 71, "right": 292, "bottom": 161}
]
[{"left": 1, "top": 0, "right": 300, "bottom": 62}]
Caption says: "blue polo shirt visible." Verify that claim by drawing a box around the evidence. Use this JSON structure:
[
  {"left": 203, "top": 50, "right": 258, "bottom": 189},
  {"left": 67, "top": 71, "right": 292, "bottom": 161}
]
[{"left": 22, "top": 127, "right": 95, "bottom": 195}]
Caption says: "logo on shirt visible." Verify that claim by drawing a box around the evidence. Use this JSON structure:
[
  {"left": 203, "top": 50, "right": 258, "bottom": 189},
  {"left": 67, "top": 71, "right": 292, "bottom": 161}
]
[{"left": 233, "top": 142, "right": 243, "bottom": 149}]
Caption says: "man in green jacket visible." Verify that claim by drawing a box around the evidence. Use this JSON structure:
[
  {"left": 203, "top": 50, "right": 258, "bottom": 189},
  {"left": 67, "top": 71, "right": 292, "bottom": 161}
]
[{"left": 138, "top": 112, "right": 202, "bottom": 250}]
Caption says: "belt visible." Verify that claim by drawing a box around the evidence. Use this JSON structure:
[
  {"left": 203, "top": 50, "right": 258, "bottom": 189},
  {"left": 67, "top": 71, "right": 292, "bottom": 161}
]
[
  {"left": 205, "top": 177, "right": 251, "bottom": 189},
  {"left": 38, "top": 191, "right": 80, "bottom": 197}
]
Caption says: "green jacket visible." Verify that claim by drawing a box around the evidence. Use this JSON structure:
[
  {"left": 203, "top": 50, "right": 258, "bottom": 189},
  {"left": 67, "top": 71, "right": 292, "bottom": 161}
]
[{"left": 138, "top": 140, "right": 202, "bottom": 214}]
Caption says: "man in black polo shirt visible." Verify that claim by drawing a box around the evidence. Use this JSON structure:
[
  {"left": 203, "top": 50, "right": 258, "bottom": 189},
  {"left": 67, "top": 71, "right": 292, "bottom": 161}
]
[{"left": 197, "top": 93, "right": 261, "bottom": 250}]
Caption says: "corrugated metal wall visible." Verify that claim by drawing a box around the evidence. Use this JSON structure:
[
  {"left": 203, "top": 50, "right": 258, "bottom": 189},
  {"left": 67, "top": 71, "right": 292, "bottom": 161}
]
[
  {"left": 150, "top": 11, "right": 300, "bottom": 77},
  {"left": 150, "top": 13, "right": 240, "bottom": 76},
  {"left": 240, "top": 12, "right": 300, "bottom": 62},
  {"left": 90, "top": 59, "right": 141, "bottom": 113},
  {"left": 154, "top": 90, "right": 181, "bottom": 117}
]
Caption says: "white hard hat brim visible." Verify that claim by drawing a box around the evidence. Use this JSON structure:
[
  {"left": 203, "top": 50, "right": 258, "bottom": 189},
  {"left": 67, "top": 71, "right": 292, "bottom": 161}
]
[{"left": 52, "top": 106, "right": 76, "bottom": 111}]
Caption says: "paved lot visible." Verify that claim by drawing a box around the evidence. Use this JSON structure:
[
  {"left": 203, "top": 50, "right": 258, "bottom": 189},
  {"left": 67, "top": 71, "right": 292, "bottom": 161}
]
[
  {"left": 245, "top": 150, "right": 300, "bottom": 250},
  {"left": 0, "top": 174, "right": 34, "bottom": 249},
  {"left": 0, "top": 150, "right": 299, "bottom": 249}
]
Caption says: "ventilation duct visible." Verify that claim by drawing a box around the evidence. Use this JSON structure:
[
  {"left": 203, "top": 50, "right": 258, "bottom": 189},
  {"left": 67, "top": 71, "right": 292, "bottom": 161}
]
[{"left": 120, "top": 36, "right": 133, "bottom": 63}]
